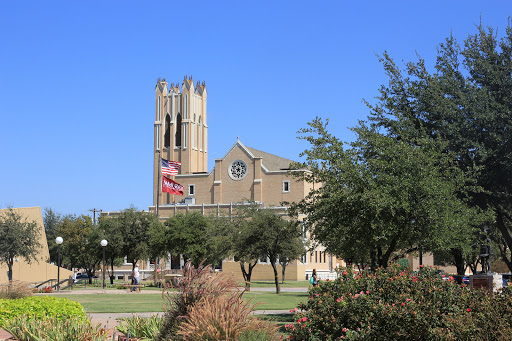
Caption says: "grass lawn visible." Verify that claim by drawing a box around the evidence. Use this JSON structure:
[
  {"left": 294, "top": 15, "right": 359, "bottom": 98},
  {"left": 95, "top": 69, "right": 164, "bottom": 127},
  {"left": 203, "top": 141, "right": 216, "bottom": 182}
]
[
  {"left": 243, "top": 281, "right": 310, "bottom": 288},
  {"left": 55, "top": 291, "right": 307, "bottom": 313}
]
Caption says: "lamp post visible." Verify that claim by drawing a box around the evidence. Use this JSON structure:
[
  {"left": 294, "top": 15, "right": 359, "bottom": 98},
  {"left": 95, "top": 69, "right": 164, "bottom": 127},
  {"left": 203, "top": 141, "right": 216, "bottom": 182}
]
[
  {"left": 55, "top": 237, "right": 63, "bottom": 291},
  {"left": 100, "top": 239, "right": 108, "bottom": 290}
]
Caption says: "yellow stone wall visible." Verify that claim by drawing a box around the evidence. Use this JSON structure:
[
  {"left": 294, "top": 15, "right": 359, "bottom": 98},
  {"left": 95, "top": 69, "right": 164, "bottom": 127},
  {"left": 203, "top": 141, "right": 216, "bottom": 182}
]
[{"left": 0, "top": 207, "right": 73, "bottom": 284}]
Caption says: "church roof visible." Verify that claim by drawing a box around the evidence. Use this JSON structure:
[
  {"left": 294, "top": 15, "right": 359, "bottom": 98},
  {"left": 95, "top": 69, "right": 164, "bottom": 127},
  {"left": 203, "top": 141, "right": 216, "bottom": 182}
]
[{"left": 244, "top": 145, "right": 295, "bottom": 171}]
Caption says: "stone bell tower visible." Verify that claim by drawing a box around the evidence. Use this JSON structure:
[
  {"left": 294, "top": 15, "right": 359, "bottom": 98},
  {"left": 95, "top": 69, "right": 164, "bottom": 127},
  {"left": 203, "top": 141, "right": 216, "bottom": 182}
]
[{"left": 153, "top": 75, "right": 208, "bottom": 206}]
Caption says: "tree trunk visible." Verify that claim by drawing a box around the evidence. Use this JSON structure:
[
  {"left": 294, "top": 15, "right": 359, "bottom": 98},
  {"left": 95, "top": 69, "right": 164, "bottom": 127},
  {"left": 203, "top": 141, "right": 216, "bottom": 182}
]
[
  {"left": 270, "top": 257, "right": 281, "bottom": 294},
  {"left": 281, "top": 263, "right": 287, "bottom": 284},
  {"left": 451, "top": 248, "right": 466, "bottom": 276},
  {"left": 7, "top": 258, "right": 13, "bottom": 282},
  {"left": 370, "top": 249, "right": 377, "bottom": 273},
  {"left": 496, "top": 210, "right": 512, "bottom": 273},
  {"left": 110, "top": 260, "right": 115, "bottom": 285},
  {"left": 239, "top": 261, "right": 257, "bottom": 291}
]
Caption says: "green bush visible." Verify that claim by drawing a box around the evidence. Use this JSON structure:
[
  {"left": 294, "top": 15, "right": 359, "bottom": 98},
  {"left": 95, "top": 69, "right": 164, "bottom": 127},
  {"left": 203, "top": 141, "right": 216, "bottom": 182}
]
[
  {"left": 0, "top": 296, "right": 87, "bottom": 327},
  {"left": 3, "top": 315, "right": 109, "bottom": 341},
  {"left": 117, "top": 314, "right": 163, "bottom": 340},
  {"left": 287, "top": 264, "right": 512, "bottom": 340}
]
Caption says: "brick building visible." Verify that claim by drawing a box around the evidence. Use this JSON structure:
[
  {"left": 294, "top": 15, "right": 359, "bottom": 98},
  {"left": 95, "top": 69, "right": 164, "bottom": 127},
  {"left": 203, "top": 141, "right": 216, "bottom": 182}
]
[{"left": 150, "top": 76, "right": 344, "bottom": 281}]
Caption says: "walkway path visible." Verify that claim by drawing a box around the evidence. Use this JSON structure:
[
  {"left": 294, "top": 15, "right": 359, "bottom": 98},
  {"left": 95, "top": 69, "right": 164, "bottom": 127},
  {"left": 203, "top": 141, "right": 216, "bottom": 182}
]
[{"left": 0, "top": 287, "right": 302, "bottom": 340}]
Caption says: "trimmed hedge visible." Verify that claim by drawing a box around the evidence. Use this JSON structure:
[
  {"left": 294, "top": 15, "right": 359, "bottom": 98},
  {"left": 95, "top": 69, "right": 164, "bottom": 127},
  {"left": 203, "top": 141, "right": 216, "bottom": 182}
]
[{"left": 0, "top": 296, "right": 87, "bottom": 327}]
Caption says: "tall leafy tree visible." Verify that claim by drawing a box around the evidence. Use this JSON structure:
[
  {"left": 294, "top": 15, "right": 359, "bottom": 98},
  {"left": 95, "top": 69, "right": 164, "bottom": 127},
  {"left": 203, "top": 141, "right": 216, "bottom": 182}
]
[
  {"left": 118, "top": 207, "right": 159, "bottom": 272},
  {"left": 0, "top": 208, "right": 42, "bottom": 281},
  {"left": 156, "top": 212, "right": 224, "bottom": 268},
  {"left": 58, "top": 214, "right": 102, "bottom": 283},
  {"left": 365, "top": 22, "right": 512, "bottom": 271},
  {"left": 235, "top": 205, "right": 306, "bottom": 294},
  {"left": 43, "top": 207, "right": 61, "bottom": 264},
  {"left": 98, "top": 215, "right": 126, "bottom": 284},
  {"left": 291, "top": 118, "right": 484, "bottom": 271}
]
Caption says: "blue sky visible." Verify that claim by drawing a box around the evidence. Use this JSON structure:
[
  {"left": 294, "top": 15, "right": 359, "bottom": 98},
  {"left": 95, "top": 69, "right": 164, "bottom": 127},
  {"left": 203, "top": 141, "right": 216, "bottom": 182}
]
[{"left": 0, "top": 1, "right": 510, "bottom": 216}]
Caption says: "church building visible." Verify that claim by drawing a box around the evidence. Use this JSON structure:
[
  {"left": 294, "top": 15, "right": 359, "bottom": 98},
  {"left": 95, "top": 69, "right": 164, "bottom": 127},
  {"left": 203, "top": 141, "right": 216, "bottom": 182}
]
[{"left": 151, "top": 76, "right": 343, "bottom": 281}]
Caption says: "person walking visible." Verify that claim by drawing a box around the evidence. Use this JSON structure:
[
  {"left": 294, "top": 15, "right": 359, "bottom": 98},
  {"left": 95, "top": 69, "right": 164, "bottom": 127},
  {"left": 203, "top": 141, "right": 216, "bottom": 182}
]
[
  {"left": 311, "top": 269, "right": 319, "bottom": 287},
  {"left": 132, "top": 264, "right": 140, "bottom": 292}
]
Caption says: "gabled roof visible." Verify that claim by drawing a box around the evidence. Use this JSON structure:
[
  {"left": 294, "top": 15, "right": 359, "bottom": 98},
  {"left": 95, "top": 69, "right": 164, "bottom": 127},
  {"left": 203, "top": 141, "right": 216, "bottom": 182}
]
[
  {"left": 244, "top": 146, "right": 295, "bottom": 171},
  {"left": 222, "top": 140, "right": 295, "bottom": 172}
]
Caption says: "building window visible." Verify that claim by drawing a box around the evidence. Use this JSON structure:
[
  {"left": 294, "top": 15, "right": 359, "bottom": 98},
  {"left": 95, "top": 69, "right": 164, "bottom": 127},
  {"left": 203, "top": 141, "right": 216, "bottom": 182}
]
[
  {"left": 228, "top": 160, "right": 248, "bottom": 180},
  {"left": 315, "top": 251, "right": 318, "bottom": 263},
  {"left": 300, "top": 253, "right": 307, "bottom": 264},
  {"left": 192, "top": 114, "right": 196, "bottom": 149},
  {"left": 164, "top": 114, "right": 171, "bottom": 148},
  {"left": 282, "top": 181, "right": 290, "bottom": 193},
  {"left": 184, "top": 94, "right": 188, "bottom": 119},
  {"left": 157, "top": 96, "right": 161, "bottom": 121},
  {"left": 156, "top": 125, "right": 160, "bottom": 150},
  {"left": 183, "top": 123, "right": 188, "bottom": 149},
  {"left": 188, "top": 184, "right": 195, "bottom": 196},
  {"left": 198, "top": 116, "right": 202, "bottom": 151},
  {"left": 175, "top": 113, "right": 182, "bottom": 147}
]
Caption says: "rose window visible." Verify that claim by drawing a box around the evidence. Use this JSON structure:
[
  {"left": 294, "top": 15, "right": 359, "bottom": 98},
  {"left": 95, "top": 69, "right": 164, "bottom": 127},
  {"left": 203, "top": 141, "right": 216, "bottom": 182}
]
[{"left": 229, "top": 160, "right": 248, "bottom": 180}]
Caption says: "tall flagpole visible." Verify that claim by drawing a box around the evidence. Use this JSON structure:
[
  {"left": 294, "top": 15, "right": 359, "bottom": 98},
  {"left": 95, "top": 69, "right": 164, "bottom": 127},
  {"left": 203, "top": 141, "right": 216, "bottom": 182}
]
[{"left": 156, "top": 152, "right": 161, "bottom": 218}]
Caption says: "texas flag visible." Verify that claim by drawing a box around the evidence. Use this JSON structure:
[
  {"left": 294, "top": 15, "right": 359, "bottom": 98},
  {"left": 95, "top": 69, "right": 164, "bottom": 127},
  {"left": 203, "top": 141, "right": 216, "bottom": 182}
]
[{"left": 162, "top": 175, "right": 184, "bottom": 195}]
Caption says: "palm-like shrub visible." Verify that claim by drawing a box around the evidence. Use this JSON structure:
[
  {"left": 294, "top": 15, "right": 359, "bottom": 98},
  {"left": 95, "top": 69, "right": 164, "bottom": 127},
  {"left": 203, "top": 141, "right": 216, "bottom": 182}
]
[
  {"left": 156, "top": 261, "right": 242, "bottom": 340},
  {"left": 156, "top": 260, "right": 277, "bottom": 341},
  {"left": 177, "top": 294, "right": 278, "bottom": 340}
]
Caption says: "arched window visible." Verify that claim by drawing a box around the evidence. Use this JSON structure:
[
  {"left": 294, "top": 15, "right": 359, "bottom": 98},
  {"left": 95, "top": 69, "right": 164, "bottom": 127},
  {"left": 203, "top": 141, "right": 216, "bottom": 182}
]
[
  {"left": 157, "top": 97, "right": 161, "bottom": 121},
  {"left": 184, "top": 95, "right": 188, "bottom": 119},
  {"left": 192, "top": 114, "right": 196, "bottom": 149},
  {"left": 175, "top": 113, "right": 182, "bottom": 147},
  {"left": 198, "top": 116, "right": 202, "bottom": 151},
  {"left": 164, "top": 114, "right": 171, "bottom": 148}
]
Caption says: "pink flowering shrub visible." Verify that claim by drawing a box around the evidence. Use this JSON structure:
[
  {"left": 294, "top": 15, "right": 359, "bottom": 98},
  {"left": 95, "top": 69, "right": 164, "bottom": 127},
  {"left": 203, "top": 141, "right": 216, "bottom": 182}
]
[{"left": 287, "top": 263, "right": 512, "bottom": 340}]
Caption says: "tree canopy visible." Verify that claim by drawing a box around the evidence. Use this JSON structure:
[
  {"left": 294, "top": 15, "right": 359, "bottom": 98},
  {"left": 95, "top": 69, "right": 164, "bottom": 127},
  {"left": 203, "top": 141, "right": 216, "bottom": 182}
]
[
  {"left": 365, "top": 22, "right": 512, "bottom": 271},
  {"left": 290, "top": 21, "right": 512, "bottom": 272},
  {"left": 0, "top": 208, "right": 42, "bottom": 281}
]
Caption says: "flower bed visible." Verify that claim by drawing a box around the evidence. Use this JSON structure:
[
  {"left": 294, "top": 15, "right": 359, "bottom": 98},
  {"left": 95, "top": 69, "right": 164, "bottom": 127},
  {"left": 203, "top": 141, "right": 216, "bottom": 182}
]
[{"left": 287, "top": 264, "right": 512, "bottom": 340}]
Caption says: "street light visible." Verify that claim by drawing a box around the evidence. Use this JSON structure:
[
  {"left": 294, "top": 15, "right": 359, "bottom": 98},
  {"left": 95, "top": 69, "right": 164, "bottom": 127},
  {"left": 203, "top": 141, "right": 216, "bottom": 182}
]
[
  {"left": 55, "top": 237, "right": 63, "bottom": 291},
  {"left": 100, "top": 239, "right": 108, "bottom": 290}
]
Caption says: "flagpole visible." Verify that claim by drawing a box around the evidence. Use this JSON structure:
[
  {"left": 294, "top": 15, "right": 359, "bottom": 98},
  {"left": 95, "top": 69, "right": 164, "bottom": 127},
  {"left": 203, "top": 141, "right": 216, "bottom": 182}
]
[{"left": 156, "top": 152, "right": 161, "bottom": 218}]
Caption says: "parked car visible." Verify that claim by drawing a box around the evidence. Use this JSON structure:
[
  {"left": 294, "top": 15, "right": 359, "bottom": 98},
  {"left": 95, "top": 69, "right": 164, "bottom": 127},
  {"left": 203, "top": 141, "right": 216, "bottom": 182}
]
[{"left": 75, "top": 273, "right": 98, "bottom": 279}]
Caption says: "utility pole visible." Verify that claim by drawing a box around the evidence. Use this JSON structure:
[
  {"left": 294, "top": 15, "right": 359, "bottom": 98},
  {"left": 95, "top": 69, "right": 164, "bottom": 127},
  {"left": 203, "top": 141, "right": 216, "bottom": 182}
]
[{"left": 89, "top": 208, "right": 102, "bottom": 226}]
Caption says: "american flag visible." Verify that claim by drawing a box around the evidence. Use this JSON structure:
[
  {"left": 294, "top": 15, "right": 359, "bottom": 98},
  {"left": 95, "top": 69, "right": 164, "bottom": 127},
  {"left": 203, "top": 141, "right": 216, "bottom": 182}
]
[{"left": 161, "top": 158, "right": 181, "bottom": 176}]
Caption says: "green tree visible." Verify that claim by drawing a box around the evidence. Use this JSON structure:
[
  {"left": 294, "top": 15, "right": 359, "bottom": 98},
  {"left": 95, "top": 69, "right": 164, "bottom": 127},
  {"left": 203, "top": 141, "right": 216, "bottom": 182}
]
[
  {"left": 98, "top": 215, "right": 125, "bottom": 284},
  {"left": 365, "top": 22, "right": 512, "bottom": 271},
  {"left": 0, "top": 208, "right": 42, "bottom": 281},
  {"left": 235, "top": 205, "right": 306, "bottom": 294},
  {"left": 291, "top": 118, "right": 484, "bottom": 271},
  {"left": 158, "top": 212, "right": 219, "bottom": 267},
  {"left": 58, "top": 215, "right": 102, "bottom": 283},
  {"left": 43, "top": 208, "right": 62, "bottom": 264},
  {"left": 118, "top": 207, "right": 160, "bottom": 272}
]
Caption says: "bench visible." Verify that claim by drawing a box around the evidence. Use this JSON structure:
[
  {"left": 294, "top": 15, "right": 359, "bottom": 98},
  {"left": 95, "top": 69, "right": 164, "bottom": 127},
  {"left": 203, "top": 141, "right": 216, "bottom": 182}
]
[{"left": 122, "top": 283, "right": 145, "bottom": 292}]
